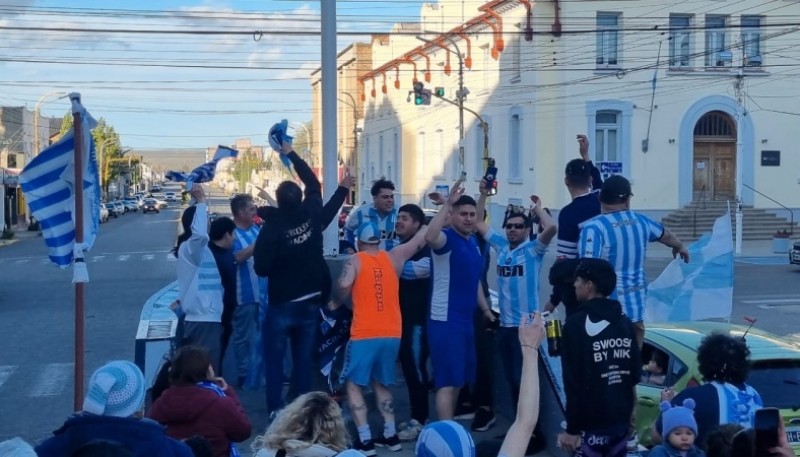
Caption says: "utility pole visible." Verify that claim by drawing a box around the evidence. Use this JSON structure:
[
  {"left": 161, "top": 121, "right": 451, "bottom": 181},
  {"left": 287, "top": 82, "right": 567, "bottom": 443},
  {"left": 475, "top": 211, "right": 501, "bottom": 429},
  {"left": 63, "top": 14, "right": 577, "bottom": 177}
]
[
  {"left": 416, "top": 35, "right": 468, "bottom": 173},
  {"left": 340, "top": 91, "right": 359, "bottom": 201},
  {"left": 734, "top": 37, "right": 746, "bottom": 256}
]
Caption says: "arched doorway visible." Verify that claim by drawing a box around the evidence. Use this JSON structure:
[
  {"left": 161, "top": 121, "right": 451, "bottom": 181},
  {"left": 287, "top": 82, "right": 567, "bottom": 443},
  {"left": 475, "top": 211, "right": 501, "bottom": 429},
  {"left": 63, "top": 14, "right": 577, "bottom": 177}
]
[{"left": 692, "top": 111, "right": 736, "bottom": 200}]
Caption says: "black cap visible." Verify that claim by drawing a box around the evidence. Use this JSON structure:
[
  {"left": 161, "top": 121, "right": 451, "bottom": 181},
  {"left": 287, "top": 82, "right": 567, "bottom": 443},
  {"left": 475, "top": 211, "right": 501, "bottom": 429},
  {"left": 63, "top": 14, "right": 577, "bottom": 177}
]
[{"left": 600, "top": 175, "right": 632, "bottom": 204}]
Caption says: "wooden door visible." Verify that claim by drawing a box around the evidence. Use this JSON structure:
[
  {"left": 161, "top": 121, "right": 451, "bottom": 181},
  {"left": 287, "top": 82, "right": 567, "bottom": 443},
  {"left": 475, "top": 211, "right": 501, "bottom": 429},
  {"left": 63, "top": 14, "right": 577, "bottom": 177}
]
[
  {"left": 712, "top": 143, "right": 735, "bottom": 199},
  {"left": 693, "top": 143, "right": 711, "bottom": 200},
  {"left": 692, "top": 142, "right": 736, "bottom": 201}
]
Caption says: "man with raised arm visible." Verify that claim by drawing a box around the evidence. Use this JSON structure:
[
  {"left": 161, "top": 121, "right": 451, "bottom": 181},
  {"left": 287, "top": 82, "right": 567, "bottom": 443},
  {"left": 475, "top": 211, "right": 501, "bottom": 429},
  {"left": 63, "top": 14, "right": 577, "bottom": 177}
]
[{"left": 424, "top": 180, "right": 495, "bottom": 421}]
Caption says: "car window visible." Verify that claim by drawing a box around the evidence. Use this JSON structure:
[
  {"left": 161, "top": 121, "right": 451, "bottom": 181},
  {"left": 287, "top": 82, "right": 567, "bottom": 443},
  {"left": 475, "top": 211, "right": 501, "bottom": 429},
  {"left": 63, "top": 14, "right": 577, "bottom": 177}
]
[
  {"left": 640, "top": 342, "right": 687, "bottom": 387},
  {"left": 748, "top": 360, "right": 800, "bottom": 410}
]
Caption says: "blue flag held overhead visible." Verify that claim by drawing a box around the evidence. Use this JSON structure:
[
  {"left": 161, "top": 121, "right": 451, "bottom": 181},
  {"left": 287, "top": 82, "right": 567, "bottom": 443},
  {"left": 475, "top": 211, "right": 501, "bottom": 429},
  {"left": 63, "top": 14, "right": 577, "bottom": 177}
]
[
  {"left": 268, "top": 119, "right": 294, "bottom": 172},
  {"left": 184, "top": 145, "right": 238, "bottom": 190},
  {"left": 165, "top": 170, "right": 189, "bottom": 182},
  {"left": 19, "top": 94, "right": 100, "bottom": 278}
]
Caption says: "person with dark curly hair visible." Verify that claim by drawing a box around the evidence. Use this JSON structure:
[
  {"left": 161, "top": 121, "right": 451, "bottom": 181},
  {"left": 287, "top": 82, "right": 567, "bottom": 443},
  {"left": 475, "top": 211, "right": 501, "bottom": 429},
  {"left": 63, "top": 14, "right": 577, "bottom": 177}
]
[{"left": 652, "top": 332, "right": 763, "bottom": 450}]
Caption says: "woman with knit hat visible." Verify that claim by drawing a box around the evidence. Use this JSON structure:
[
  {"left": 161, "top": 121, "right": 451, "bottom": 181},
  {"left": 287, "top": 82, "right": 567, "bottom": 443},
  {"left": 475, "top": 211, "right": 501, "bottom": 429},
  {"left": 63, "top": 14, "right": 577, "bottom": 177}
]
[{"left": 35, "top": 361, "right": 192, "bottom": 457}]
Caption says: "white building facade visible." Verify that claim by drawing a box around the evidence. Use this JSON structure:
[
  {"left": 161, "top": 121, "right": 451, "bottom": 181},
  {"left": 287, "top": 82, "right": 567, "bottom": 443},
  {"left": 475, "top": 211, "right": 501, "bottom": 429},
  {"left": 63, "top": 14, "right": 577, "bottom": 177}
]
[{"left": 358, "top": 0, "right": 800, "bottom": 217}]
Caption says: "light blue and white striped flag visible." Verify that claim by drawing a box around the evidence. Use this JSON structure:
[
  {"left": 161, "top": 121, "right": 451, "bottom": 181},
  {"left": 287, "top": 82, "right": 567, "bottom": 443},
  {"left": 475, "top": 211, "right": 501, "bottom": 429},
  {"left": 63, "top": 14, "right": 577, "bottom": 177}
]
[
  {"left": 20, "top": 96, "right": 100, "bottom": 271},
  {"left": 184, "top": 145, "right": 238, "bottom": 190},
  {"left": 645, "top": 212, "right": 734, "bottom": 323}
]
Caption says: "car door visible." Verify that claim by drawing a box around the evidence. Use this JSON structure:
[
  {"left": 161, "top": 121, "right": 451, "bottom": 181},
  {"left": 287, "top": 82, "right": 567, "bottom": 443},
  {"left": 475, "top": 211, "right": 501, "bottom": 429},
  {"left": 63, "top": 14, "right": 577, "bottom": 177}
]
[{"left": 636, "top": 340, "right": 689, "bottom": 446}]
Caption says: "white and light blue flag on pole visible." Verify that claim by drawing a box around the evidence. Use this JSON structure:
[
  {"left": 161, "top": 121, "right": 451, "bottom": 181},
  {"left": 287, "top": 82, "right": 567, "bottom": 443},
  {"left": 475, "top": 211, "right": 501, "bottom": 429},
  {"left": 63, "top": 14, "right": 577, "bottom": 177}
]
[
  {"left": 645, "top": 212, "right": 734, "bottom": 323},
  {"left": 184, "top": 145, "right": 238, "bottom": 190},
  {"left": 20, "top": 97, "right": 100, "bottom": 273}
]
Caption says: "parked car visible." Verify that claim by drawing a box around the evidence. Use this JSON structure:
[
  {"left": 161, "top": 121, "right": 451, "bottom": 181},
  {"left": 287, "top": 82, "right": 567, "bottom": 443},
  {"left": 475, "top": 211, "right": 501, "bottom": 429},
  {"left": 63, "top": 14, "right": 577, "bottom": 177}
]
[
  {"left": 142, "top": 198, "right": 160, "bottom": 214},
  {"left": 790, "top": 241, "right": 800, "bottom": 265},
  {"left": 104, "top": 203, "right": 120, "bottom": 218},
  {"left": 99, "top": 205, "right": 109, "bottom": 223},
  {"left": 122, "top": 200, "right": 139, "bottom": 212},
  {"left": 635, "top": 321, "right": 800, "bottom": 452},
  {"left": 165, "top": 192, "right": 177, "bottom": 202},
  {"left": 112, "top": 201, "right": 126, "bottom": 214}
]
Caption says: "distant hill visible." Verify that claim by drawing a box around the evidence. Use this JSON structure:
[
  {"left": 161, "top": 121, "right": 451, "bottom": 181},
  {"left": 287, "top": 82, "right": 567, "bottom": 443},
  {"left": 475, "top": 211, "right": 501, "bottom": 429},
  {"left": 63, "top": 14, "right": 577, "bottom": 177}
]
[{"left": 135, "top": 148, "right": 208, "bottom": 172}]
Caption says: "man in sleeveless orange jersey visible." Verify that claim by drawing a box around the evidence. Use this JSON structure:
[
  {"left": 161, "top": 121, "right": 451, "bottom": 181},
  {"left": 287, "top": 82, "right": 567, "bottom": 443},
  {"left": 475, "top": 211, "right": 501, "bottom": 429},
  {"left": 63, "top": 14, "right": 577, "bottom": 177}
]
[{"left": 328, "top": 224, "right": 428, "bottom": 456}]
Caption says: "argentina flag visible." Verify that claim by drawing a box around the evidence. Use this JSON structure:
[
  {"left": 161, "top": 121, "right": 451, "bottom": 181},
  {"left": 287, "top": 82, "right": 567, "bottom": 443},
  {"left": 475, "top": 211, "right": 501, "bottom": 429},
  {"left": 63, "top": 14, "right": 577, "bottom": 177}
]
[
  {"left": 165, "top": 170, "right": 189, "bottom": 182},
  {"left": 184, "top": 145, "right": 238, "bottom": 190},
  {"left": 645, "top": 212, "right": 734, "bottom": 323},
  {"left": 19, "top": 99, "right": 100, "bottom": 269}
]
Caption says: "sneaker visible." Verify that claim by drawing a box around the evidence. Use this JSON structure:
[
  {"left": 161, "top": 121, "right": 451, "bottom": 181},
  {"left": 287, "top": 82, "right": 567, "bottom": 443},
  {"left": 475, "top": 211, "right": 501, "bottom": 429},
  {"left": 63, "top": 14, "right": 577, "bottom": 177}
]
[
  {"left": 353, "top": 439, "right": 376, "bottom": 457},
  {"left": 453, "top": 403, "right": 476, "bottom": 420},
  {"left": 374, "top": 435, "right": 402, "bottom": 451},
  {"left": 397, "top": 420, "right": 423, "bottom": 442},
  {"left": 471, "top": 408, "right": 496, "bottom": 432}
]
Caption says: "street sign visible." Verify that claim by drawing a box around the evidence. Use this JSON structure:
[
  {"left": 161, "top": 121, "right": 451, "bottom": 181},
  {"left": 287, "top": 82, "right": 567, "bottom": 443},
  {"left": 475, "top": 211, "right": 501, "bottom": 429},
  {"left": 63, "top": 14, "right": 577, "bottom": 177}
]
[
  {"left": 2, "top": 174, "right": 18, "bottom": 186},
  {"left": 598, "top": 161, "right": 623, "bottom": 180}
]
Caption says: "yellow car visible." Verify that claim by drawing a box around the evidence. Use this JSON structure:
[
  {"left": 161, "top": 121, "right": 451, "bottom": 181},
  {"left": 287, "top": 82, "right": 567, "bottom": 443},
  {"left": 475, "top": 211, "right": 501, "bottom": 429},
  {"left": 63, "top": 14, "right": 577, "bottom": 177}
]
[{"left": 636, "top": 322, "right": 800, "bottom": 454}]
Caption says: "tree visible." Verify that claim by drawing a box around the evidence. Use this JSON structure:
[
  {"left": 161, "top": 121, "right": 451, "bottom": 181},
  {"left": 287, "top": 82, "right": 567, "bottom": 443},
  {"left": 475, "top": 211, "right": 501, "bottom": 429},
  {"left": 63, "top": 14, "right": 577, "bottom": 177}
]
[
  {"left": 58, "top": 111, "right": 73, "bottom": 138},
  {"left": 231, "top": 148, "right": 267, "bottom": 191},
  {"left": 293, "top": 121, "right": 313, "bottom": 158}
]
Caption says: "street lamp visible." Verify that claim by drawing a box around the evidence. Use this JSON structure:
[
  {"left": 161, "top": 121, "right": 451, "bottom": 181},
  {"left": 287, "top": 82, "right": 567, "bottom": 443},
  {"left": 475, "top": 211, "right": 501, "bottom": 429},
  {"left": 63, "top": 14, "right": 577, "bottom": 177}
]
[{"left": 33, "top": 91, "right": 68, "bottom": 158}]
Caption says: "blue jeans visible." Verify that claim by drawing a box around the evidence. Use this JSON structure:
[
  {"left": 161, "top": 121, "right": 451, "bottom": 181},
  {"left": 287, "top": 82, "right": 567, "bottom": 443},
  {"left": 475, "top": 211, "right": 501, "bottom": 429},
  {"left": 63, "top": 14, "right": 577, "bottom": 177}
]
[{"left": 262, "top": 299, "right": 320, "bottom": 414}]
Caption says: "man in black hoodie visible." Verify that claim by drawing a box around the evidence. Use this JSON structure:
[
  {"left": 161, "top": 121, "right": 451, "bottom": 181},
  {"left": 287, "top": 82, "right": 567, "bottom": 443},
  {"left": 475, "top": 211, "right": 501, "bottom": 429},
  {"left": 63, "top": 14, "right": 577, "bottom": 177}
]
[
  {"left": 253, "top": 140, "right": 328, "bottom": 417},
  {"left": 557, "top": 258, "right": 640, "bottom": 457}
]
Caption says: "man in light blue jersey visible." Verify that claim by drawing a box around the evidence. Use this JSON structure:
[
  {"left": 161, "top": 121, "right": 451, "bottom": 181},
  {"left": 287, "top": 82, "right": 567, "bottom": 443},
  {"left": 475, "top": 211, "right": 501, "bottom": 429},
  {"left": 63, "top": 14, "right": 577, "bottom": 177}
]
[
  {"left": 475, "top": 180, "right": 556, "bottom": 408},
  {"left": 344, "top": 177, "right": 399, "bottom": 251},
  {"left": 425, "top": 180, "right": 495, "bottom": 421},
  {"left": 230, "top": 193, "right": 266, "bottom": 387},
  {"left": 577, "top": 175, "right": 689, "bottom": 348}
]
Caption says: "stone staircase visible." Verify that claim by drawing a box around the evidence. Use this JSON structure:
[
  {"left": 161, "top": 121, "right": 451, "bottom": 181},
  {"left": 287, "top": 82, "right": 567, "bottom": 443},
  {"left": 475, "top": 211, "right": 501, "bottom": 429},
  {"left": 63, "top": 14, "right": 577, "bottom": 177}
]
[{"left": 660, "top": 200, "right": 798, "bottom": 242}]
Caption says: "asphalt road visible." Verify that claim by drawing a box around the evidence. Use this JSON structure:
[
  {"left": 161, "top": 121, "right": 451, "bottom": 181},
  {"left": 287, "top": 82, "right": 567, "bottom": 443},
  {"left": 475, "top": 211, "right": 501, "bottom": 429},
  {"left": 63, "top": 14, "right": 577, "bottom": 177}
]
[{"left": 2, "top": 187, "right": 800, "bottom": 455}]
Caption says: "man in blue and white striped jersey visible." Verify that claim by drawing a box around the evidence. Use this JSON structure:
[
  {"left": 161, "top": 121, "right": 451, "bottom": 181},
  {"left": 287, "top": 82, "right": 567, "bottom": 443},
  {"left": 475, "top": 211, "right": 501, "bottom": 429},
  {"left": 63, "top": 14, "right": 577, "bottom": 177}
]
[
  {"left": 578, "top": 175, "right": 689, "bottom": 348},
  {"left": 344, "top": 177, "right": 399, "bottom": 251},
  {"left": 230, "top": 193, "right": 266, "bottom": 387},
  {"left": 475, "top": 180, "right": 557, "bottom": 410}
]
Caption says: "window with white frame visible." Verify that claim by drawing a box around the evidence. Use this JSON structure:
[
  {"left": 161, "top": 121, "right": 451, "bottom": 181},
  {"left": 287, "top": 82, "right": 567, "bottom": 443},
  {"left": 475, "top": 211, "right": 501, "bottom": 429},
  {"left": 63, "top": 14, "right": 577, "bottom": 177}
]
[
  {"left": 508, "top": 111, "right": 521, "bottom": 180},
  {"left": 669, "top": 15, "right": 691, "bottom": 67},
  {"left": 474, "top": 116, "right": 491, "bottom": 178},
  {"left": 511, "top": 31, "right": 522, "bottom": 79},
  {"left": 596, "top": 13, "right": 620, "bottom": 67},
  {"left": 434, "top": 129, "right": 445, "bottom": 177},
  {"left": 705, "top": 15, "right": 729, "bottom": 67},
  {"left": 594, "top": 111, "right": 619, "bottom": 162},
  {"left": 742, "top": 15, "right": 763, "bottom": 67},
  {"left": 378, "top": 135, "right": 385, "bottom": 178},
  {"left": 482, "top": 45, "right": 490, "bottom": 91}
]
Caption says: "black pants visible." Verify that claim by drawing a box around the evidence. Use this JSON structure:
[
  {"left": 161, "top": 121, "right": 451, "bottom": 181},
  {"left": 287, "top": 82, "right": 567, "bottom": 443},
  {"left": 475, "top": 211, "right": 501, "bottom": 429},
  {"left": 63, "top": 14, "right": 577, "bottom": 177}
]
[
  {"left": 458, "top": 309, "right": 495, "bottom": 409},
  {"left": 399, "top": 320, "right": 430, "bottom": 424}
]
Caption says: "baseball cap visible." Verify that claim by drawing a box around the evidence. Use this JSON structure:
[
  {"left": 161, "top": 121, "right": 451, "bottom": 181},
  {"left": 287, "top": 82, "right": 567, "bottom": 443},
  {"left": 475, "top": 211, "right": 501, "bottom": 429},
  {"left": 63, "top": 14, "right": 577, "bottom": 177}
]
[
  {"left": 600, "top": 175, "right": 633, "bottom": 204},
  {"left": 357, "top": 226, "right": 381, "bottom": 245}
]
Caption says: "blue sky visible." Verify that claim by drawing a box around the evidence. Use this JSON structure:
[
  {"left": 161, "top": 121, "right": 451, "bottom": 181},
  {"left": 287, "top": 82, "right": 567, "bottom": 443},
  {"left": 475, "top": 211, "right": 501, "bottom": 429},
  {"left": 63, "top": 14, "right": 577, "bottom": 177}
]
[{"left": 0, "top": 1, "right": 431, "bottom": 149}]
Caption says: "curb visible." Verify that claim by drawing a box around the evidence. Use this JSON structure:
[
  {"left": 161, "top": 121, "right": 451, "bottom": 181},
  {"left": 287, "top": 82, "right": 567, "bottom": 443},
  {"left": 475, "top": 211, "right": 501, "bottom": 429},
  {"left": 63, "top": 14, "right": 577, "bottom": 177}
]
[{"left": 0, "top": 239, "right": 19, "bottom": 248}]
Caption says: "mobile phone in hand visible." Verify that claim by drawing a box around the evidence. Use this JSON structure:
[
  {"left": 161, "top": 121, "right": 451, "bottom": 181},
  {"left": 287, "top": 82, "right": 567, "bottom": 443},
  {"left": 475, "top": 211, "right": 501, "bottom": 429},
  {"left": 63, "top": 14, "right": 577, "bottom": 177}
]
[
  {"left": 755, "top": 407, "right": 781, "bottom": 455},
  {"left": 483, "top": 159, "right": 498, "bottom": 196}
]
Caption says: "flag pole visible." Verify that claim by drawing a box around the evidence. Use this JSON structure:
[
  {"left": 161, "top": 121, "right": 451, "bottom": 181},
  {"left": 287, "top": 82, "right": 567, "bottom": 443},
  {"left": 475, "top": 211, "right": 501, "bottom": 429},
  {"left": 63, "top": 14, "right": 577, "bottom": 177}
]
[{"left": 71, "top": 94, "right": 86, "bottom": 411}]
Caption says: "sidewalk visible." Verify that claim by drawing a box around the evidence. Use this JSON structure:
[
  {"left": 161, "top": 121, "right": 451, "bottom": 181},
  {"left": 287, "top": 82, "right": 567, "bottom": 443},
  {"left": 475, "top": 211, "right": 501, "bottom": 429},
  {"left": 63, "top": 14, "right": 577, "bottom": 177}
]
[{"left": 0, "top": 225, "right": 41, "bottom": 248}]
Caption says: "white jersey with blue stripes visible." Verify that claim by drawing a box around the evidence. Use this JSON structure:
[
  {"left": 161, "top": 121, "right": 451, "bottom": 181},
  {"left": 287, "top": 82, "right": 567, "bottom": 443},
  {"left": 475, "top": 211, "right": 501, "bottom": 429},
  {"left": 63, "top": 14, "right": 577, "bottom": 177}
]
[
  {"left": 485, "top": 229, "right": 548, "bottom": 327},
  {"left": 233, "top": 224, "right": 267, "bottom": 306},
  {"left": 577, "top": 210, "right": 664, "bottom": 322},
  {"left": 344, "top": 204, "right": 399, "bottom": 251}
]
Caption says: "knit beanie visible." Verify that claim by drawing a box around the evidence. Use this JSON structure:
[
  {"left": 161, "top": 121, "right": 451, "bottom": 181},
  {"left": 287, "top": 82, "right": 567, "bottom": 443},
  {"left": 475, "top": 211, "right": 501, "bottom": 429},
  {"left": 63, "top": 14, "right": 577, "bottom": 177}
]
[
  {"left": 82, "top": 361, "right": 146, "bottom": 418},
  {"left": 661, "top": 398, "right": 699, "bottom": 438},
  {"left": 415, "top": 420, "right": 475, "bottom": 457}
]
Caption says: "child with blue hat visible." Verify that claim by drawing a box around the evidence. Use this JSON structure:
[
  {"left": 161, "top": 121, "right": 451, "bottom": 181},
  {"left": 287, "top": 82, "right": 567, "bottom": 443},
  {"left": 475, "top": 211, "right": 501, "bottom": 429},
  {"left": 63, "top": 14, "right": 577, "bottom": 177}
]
[{"left": 649, "top": 399, "right": 705, "bottom": 457}]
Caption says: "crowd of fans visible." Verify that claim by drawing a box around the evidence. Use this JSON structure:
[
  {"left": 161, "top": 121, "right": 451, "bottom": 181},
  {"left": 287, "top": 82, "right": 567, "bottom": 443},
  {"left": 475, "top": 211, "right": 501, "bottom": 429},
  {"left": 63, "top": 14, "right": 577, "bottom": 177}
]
[{"left": 5, "top": 136, "right": 796, "bottom": 457}]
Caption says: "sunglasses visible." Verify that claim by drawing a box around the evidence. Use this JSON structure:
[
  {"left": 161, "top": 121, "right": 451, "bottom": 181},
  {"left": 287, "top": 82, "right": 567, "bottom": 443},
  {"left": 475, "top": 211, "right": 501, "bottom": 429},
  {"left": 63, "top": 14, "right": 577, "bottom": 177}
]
[{"left": 505, "top": 223, "right": 526, "bottom": 230}]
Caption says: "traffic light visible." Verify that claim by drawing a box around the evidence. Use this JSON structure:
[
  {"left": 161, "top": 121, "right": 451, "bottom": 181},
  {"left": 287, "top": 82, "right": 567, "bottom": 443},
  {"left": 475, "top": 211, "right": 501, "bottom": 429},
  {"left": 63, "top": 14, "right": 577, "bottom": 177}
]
[
  {"left": 434, "top": 87, "right": 445, "bottom": 97},
  {"left": 412, "top": 82, "right": 431, "bottom": 106}
]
